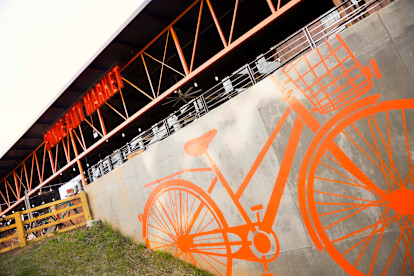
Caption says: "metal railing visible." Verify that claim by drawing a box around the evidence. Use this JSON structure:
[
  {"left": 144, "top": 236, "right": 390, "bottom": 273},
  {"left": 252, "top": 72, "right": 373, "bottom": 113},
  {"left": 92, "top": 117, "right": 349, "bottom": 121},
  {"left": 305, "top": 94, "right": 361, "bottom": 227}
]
[{"left": 87, "top": 0, "right": 389, "bottom": 183}]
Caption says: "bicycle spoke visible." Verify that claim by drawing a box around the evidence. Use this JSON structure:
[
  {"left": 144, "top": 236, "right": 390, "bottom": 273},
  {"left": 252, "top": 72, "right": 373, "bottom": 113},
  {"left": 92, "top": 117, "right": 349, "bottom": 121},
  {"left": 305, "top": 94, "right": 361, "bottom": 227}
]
[
  {"left": 179, "top": 190, "right": 183, "bottom": 235},
  {"left": 197, "top": 252, "right": 225, "bottom": 276},
  {"left": 187, "top": 252, "right": 202, "bottom": 269},
  {"left": 149, "top": 211, "right": 170, "bottom": 235},
  {"left": 397, "top": 217, "right": 414, "bottom": 274},
  {"left": 386, "top": 112, "right": 404, "bottom": 186},
  {"left": 323, "top": 201, "right": 383, "bottom": 230},
  {"left": 153, "top": 202, "right": 176, "bottom": 237},
  {"left": 315, "top": 201, "right": 384, "bottom": 207},
  {"left": 320, "top": 161, "right": 360, "bottom": 186},
  {"left": 341, "top": 209, "right": 388, "bottom": 256},
  {"left": 322, "top": 150, "right": 393, "bottom": 198},
  {"left": 315, "top": 176, "right": 381, "bottom": 197},
  {"left": 368, "top": 115, "right": 400, "bottom": 192},
  {"left": 160, "top": 193, "right": 180, "bottom": 235},
  {"left": 150, "top": 240, "right": 175, "bottom": 250},
  {"left": 401, "top": 110, "right": 413, "bottom": 189},
  {"left": 319, "top": 157, "right": 383, "bottom": 198},
  {"left": 173, "top": 190, "right": 180, "bottom": 234},
  {"left": 184, "top": 203, "right": 205, "bottom": 236},
  {"left": 368, "top": 214, "right": 389, "bottom": 274},
  {"left": 401, "top": 216, "right": 414, "bottom": 248},
  {"left": 188, "top": 244, "right": 228, "bottom": 276},
  {"left": 371, "top": 115, "right": 403, "bottom": 189},
  {"left": 185, "top": 196, "right": 196, "bottom": 231},
  {"left": 401, "top": 220, "right": 414, "bottom": 276},
  {"left": 161, "top": 192, "right": 177, "bottom": 233},
  {"left": 315, "top": 190, "right": 378, "bottom": 203},
  {"left": 184, "top": 190, "right": 189, "bottom": 233},
  {"left": 351, "top": 121, "right": 393, "bottom": 174},
  {"left": 332, "top": 212, "right": 398, "bottom": 244},
  {"left": 150, "top": 240, "right": 174, "bottom": 247},
  {"left": 320, "top": 204, "right": 372, "bottom": 217},
  {"left": 204, "top": 253, "right": 227, "bottom": 267},
  {"left": 195, "top": 208, "right": 209, "bottom": 234},
  {"left": 341, "top": 129, "right": 399, "bottom": 190},
  {"left": 148, "top": 232, "right": 174, "bottom": 244},
  {"left": 148, "top": 224, "right": 175, "bottom": 239},
  {"left": 156, "top": 242, "right": 175, "bottom": 252},
  {"left": 328, "top": 143, "right": 388, "bottom": 198},
  {"left": 149, "top": 212, "right": 174, "bottom": 238},
  {"left": 353, "top": 207, "right": 389, "bottom": 267},
  {"left": 156, "top": 197, "right": 179, "bottom": 236},
  {"left": 169, "top": 191, "right": 180, "bottom": 234},
  {"left": 381, "top": 217, "right": 407, "bottom": 275},
  {"left": 401, "top": 165, "right": 414, "bottom": 188},
  {"left": 351, "top": 122, "right": 393, "bottom": 192},
  {"left": 198, "top": 218, "right": 216, "bottom": 234}
]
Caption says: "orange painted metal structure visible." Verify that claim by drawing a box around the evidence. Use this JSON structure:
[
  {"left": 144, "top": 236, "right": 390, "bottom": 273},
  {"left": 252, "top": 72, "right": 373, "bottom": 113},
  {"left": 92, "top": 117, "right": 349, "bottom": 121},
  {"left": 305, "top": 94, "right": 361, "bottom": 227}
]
[
  {"left": 0, "top": 0, "right": 303, "bottom": 216},
  {"left": 139, "top": 35, "right": 414, "bottom": 275}
]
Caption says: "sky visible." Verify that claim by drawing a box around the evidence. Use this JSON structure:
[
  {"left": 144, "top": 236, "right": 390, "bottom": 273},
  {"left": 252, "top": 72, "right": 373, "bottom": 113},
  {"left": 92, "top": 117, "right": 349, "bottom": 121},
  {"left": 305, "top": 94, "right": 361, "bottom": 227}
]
[{"left": 0, "top": 0, "right": 148, "bottom": 158}]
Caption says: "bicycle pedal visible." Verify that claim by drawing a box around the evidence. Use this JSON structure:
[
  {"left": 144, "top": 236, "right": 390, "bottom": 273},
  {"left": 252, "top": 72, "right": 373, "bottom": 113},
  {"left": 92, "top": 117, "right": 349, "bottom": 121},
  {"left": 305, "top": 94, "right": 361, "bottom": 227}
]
[{"left": 262, "top": 273, "right": 274, "bottom": 276}]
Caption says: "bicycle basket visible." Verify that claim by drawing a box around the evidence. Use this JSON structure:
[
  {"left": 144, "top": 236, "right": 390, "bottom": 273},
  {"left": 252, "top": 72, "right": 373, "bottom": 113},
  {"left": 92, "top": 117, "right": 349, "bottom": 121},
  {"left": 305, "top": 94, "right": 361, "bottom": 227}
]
[{"left": 282, "top": 35, "right": 377, "bottom": 114}]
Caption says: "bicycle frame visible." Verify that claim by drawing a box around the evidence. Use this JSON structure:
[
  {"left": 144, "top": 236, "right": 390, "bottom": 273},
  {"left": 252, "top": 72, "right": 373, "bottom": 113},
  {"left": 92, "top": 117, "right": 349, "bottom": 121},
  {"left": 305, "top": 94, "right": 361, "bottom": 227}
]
[
  {"left": 142, "top": 87, "right": 382, "bottom": 269},
  {"left": 187, "top": 92, "right": 381, "bottom": 260}
]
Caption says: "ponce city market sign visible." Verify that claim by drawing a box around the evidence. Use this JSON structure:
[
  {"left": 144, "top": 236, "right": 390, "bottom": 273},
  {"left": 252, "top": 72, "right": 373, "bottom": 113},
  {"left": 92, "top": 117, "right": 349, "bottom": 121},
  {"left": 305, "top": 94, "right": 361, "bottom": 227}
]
[{"left": 43, "top": 66, "right": 124, "bottom": 149}]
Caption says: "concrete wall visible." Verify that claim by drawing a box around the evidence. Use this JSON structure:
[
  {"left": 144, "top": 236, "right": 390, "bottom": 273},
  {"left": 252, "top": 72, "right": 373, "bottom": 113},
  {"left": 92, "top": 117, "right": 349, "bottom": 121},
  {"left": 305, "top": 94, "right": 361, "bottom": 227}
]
[{"left": 85, "top": 1, "right": 414, "bottom": 275}]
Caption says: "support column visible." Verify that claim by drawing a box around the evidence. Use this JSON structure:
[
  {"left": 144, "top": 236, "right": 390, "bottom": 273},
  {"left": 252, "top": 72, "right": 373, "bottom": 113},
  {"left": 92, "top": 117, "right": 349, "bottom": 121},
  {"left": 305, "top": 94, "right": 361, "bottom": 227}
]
[
  {"left": 14, "top": 211, "right": 26, "bottom": 247},
  {"left": 80, "top": 192, "right": 92, "bottom": 221}
]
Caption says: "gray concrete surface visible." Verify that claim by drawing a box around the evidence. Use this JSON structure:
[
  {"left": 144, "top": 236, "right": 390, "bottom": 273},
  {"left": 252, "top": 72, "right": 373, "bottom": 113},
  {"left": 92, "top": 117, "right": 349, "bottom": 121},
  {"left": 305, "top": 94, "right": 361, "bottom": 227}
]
[{"left": 86, "top": 0, "right": 414, "bottom": 275}]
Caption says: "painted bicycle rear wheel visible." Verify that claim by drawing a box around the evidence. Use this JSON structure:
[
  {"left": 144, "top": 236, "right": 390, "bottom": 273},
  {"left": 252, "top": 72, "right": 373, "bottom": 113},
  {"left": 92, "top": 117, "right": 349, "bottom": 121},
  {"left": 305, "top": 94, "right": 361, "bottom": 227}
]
[
  {"left": 304, "top": 99, "right": 414, "bottom": 275},
  {"left": 142, "top": 179, "right": 232, "bottom": 276}
]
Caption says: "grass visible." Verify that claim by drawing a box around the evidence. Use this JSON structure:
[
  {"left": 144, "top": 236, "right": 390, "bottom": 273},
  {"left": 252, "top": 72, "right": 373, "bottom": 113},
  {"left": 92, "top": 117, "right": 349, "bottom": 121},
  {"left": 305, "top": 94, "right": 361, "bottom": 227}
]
[{"left": 0, "top": 224, "right": 212, "bottom": 276}]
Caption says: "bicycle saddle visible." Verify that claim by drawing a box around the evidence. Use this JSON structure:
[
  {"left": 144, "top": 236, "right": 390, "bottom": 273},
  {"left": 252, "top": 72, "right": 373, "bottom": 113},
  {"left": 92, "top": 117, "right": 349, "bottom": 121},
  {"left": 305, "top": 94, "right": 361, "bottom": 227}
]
[{"left": 184, "top": 129, "right": 217, "bottom": 156}]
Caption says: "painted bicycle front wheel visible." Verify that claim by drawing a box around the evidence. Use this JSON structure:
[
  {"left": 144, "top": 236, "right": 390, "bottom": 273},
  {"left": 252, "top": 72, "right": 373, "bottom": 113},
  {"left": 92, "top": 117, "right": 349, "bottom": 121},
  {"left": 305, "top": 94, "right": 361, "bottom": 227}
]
[{"left": 305, "top": 99, "right": 414, "bottom": 275}]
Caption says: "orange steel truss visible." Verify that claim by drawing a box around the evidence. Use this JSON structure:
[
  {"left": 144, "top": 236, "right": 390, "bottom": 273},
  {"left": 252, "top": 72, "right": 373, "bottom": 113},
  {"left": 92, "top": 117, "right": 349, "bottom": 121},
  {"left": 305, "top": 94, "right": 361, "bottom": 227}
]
[{"left": 0, "top": 0, "right": 303, "bottom": 216}]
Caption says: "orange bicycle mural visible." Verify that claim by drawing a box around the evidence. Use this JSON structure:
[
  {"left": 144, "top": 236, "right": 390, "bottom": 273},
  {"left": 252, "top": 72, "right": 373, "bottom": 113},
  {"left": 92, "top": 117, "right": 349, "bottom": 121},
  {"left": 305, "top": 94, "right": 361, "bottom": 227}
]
[{"left": 138, "top": 35, "right": 414, "bottom": 275}]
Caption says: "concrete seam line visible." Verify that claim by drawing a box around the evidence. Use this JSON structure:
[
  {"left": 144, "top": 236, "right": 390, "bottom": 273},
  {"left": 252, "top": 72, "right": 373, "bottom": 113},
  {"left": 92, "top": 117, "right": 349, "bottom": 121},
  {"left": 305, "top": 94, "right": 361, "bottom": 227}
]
[{"left": 378, "top": 7, "right": 414, "bottom": 84}]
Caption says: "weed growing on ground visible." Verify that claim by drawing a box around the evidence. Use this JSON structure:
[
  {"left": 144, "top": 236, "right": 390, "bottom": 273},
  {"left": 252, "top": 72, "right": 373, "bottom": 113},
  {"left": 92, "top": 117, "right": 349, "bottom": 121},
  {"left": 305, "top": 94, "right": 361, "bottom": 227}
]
[{"left": 0, "top": 223, "right": 212, "bottom": 276}]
